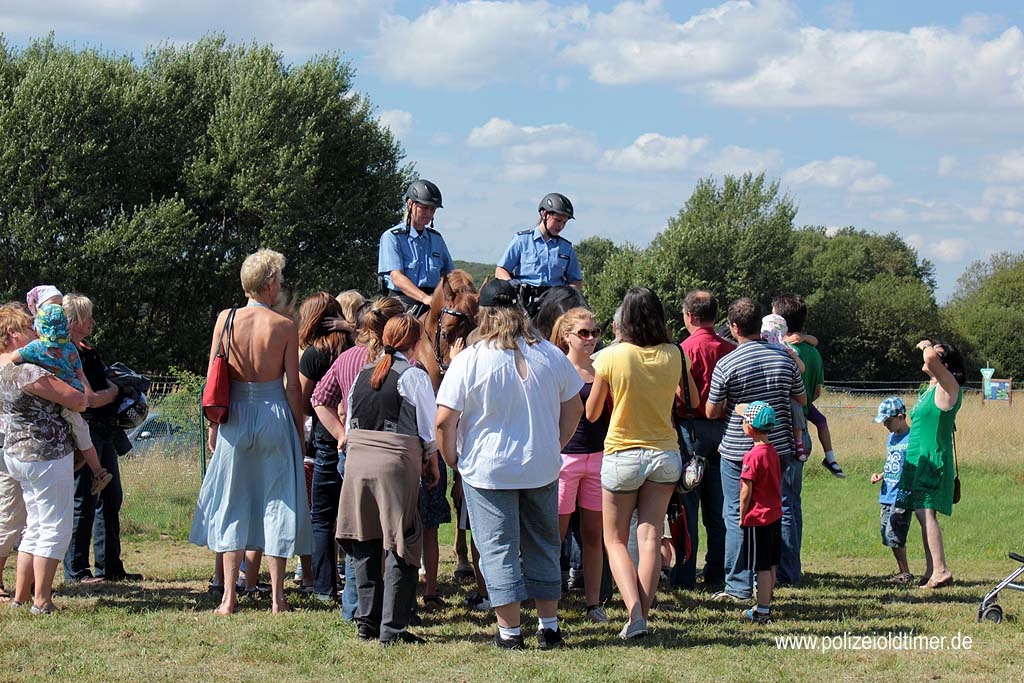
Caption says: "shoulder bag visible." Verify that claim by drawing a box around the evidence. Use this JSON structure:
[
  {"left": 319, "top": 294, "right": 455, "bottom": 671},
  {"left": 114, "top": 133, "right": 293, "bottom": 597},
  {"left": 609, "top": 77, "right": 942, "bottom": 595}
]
[{"left": 202, "top": 307, "right": 237, "bottom": 424}]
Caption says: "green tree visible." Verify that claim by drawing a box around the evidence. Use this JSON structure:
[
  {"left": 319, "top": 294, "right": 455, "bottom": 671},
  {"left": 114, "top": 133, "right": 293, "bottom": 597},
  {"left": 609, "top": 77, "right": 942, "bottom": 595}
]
[
  {"left": 0, "top": 35, "right": 411, "bottom": 372},
  {"left": 944, "top": 252, "right": 1024, "bottom": 380}
]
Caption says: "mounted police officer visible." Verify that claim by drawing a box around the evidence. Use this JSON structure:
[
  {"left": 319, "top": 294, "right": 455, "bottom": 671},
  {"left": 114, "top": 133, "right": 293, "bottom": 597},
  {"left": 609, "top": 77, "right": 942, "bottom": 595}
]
[
  {"left": 378, "top": 179, "right": 455, "bottom": 317},
  {"left": 495, "top": 192, "right": 582, "bottom": 316}
]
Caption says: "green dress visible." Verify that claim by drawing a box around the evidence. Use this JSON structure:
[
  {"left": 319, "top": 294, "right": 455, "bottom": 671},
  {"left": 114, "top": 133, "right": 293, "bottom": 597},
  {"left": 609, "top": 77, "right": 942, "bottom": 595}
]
[{"left": 895, "top": 384, "right": 962, "bottom": 516}]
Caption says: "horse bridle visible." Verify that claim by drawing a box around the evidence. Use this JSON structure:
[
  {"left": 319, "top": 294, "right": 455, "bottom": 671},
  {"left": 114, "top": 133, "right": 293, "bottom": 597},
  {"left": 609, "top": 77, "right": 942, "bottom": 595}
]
[{"left": 433, "top": 306, "right": 472, "bottom": 375}]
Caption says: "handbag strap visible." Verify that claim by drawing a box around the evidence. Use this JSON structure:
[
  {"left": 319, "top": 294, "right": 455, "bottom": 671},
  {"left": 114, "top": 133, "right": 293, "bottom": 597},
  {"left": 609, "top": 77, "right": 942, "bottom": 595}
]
[
  {"left": 952, "top": 422, "right": 959, "bottom": 478},
  {"left": 677, "top": 344, "right": 696, "bottom": 447},
  {"left": 217, "top": 308, "right": 238, "bottom": 361}
]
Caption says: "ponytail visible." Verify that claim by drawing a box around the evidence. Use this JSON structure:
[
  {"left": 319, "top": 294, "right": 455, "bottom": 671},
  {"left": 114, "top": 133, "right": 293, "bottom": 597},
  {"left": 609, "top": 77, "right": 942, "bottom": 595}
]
[{"left": 369, "top": 315, "right": 422, "bottom": 390}]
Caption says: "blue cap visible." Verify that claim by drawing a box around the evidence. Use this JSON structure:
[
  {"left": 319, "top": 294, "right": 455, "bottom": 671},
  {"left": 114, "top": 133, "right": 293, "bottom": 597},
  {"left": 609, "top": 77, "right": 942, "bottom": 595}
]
[
  {"left": 874, "top": 396, "right": 906, "bottom": 423},
  {"left": 735, "top": 401, "right": 778, "bottom": 430}
]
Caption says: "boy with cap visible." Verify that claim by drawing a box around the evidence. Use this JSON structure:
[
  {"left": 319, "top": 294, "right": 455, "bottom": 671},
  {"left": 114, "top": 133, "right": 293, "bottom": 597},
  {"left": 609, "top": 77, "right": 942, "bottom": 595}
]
[
  {"left": 736, "top": 400, "right": 782, "bottom": 624},
  {"left": 870, "top": 397, "right": 913, "bottom": 583}
]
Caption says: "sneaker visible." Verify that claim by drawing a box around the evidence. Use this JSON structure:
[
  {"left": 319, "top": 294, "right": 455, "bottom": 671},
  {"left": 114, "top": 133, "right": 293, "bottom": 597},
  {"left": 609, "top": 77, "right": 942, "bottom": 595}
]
[
  {"left": 711, "top": 591, "right": 746, "bottom": 603},
  {"left": 30, "top": 603, "right": 56, "bottom": 615},
  {"left": 493, "top": 631, "right": 525, "bottom": 650},
  {"left": 357, "top": 623, "right": 379, "bottom": 641},
  {"left": 463, "top": 591, "right": 491, "bottom": 611},
  {"left": 567, "top": 567, "right": 583, "bottom": 592},
  {"left": 537, "top": 627, "right": 565, "bottom": 650},
  {"left": 585, "top": 605, "right": 609, "bottom": 623},
  {"left": 743, "top": 607, "right": 772, "bottom": 624},
  {"left": 380, "top": 630, "right": 426, "bottom": 646},
  {"left": 618, "top": 619, "right": 649, "bottom": 640},
  {"left": 822, "top": 458, "right": 846, "bottom": 478}
]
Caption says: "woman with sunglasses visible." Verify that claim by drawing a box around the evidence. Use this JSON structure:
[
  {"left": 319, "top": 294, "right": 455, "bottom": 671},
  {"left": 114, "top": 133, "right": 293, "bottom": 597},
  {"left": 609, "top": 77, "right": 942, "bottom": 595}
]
[
  {"left": 550, "top": 307, "right": 610, "bottom": 623},
  {"left": 586, "top": 287, "right": 699, "bottom": 640}
]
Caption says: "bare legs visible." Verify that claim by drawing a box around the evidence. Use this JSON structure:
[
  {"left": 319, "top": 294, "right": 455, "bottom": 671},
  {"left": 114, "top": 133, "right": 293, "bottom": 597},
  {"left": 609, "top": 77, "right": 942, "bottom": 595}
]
[
  {"left": 603, "top": 481, "right": 675, "bottom": 625},
  {"left": 215, "top": 549, "right": 244, "bottom": 615},
  {"left": 559, "top": 508, "right": 604, "bottom": 608},
  {"left": 916, "top": 508, "right": 952, "bottom": 587},
  {"left": 494, "top": 598, "right": 558, "bottom": 628}
]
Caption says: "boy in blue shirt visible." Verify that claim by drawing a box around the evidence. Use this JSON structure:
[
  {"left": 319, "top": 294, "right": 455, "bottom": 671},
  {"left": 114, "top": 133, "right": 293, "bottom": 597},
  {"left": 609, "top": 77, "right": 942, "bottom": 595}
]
[{"left": 870, "top": 397, "right": 912, "bottom": 583}]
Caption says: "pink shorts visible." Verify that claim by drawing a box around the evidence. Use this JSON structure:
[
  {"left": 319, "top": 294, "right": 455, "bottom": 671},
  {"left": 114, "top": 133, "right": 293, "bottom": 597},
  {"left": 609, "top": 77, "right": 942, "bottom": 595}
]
[{"left": 558, "top": 451, "right": 603, "bottom": 514}]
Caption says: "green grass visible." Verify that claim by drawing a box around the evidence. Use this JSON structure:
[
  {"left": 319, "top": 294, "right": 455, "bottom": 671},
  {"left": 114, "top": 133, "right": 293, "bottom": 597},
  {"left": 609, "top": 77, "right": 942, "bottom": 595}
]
[{"left": 3, "top": 391, "right": 1023, "bottom": 681}]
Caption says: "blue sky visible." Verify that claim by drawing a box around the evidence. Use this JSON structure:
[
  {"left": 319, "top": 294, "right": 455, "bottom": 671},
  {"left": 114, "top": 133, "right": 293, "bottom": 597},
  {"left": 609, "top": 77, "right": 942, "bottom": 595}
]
[{"left": 4, "top": 0, "right": 1024, "bottom": 301}]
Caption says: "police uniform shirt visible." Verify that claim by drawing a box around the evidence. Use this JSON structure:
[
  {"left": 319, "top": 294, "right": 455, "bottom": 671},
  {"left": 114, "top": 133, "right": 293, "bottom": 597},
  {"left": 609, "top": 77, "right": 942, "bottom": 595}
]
[
  {"left": 378, "top": 222, "right": 455, "bottom": 290},
  {"left": 497, "top": 226, "right": 582, "bottom": 287}
]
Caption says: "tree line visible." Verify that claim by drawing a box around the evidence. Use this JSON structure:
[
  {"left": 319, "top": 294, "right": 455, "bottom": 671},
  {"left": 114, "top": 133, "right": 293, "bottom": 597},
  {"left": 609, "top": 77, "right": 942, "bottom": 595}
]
[{"left": 1, "top": 37, "right": 1015, "bottom": 383}]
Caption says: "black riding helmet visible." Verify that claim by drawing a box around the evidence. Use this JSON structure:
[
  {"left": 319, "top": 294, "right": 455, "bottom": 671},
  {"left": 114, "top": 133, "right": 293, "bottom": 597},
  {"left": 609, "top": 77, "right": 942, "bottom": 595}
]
[
  {"left": 538, "top": 192, "right": 574, "bottom": 219},
  {"left": 405, "top": 179, "right": 443, "bottom": 208}
]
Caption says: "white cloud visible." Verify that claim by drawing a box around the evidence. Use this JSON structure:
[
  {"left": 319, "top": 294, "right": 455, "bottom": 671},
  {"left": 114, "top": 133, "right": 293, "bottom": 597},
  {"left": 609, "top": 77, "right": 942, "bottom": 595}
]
[
  {"left": 466, "top": 117, "right": 599, "bottom": 164},
  {"left": 367, "top": 1, "right": 587, "bottom": 89},
  {"left": 784, "top": 156, "right": 892, "bottom": 194},
  {"left": 981, "top": 148, "right": 1024, "bottom": 183},
  {"left": 601, "top": 133, "right": 711, "bottom": 172},
  {"left": 937, "top": 155, "right": 958, "bottom": 177},
  {"left": 562, "top": 0, "right": 798, "bottom": 85},
  {"left": 0, "top": 1, "right": 392, "bottom": 56},
  {"left": 982, "top": 186, "right": 1024, "bottom": 208},
  {"left": 905, "top": 234, "right": 973, "bottom": 263},
  {"left": 702, "top": 145, "right": 784, "bottom": 176},
  {"left": 377, "top": 109, "right": 413, "bottom": 139}
]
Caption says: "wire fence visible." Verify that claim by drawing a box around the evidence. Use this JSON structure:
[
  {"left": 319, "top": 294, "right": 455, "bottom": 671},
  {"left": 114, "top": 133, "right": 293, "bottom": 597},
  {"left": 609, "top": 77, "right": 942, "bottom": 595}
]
[{"left": 119, "top": 379, "right": 1020, "bottom": 539}]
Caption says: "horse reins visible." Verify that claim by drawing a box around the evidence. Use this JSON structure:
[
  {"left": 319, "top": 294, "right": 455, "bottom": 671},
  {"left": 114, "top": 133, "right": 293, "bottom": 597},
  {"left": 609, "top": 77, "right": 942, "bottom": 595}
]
[{"left": 433, "top": 306, "right": 471, "bottom": 375}]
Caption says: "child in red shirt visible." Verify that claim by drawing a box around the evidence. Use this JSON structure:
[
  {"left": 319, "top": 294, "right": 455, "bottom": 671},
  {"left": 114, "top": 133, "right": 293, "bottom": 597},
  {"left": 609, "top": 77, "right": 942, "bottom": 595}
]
[{"left": 737, "top": 401, "right": 782, "bottom": 624}]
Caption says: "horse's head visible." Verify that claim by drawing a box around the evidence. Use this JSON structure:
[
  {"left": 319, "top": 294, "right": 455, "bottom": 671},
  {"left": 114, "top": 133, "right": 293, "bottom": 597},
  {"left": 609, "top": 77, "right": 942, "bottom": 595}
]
[{"left": 423, "top": 270, "right": 479, "bottom": 378}]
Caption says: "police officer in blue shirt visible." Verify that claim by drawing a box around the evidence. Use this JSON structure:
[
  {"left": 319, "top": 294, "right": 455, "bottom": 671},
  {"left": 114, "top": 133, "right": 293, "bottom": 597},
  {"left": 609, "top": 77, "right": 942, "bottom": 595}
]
[
  {"left": 378, "top": 179, "right": 455, "bottom": 316},
  {"left": 495, "top": 192, "right": 582, "bottom": 314}
]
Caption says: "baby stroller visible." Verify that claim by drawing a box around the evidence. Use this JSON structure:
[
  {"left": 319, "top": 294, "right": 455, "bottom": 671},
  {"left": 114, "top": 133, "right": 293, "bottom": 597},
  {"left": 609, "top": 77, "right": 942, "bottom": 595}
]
[{"left": 977, "top": 551, "right": 1024, "bottom": 623}]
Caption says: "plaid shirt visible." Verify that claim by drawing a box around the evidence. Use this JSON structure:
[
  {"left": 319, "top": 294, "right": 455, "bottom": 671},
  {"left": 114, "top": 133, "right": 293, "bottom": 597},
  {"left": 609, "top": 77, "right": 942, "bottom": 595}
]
[{"left": 310, "top": 346, "right": 370, "bottom": 414}]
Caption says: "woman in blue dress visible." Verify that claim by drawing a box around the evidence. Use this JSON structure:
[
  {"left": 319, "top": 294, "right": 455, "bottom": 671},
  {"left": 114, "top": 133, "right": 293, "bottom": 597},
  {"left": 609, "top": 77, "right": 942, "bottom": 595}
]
[{"left": 190, "top": 249, "right": 313, "bottom": 614}]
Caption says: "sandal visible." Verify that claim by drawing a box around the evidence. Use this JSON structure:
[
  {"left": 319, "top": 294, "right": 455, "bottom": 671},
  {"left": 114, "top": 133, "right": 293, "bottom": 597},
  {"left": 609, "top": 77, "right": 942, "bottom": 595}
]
[{"left": 90, "top": 469, "right": 114, "bottom": 496}]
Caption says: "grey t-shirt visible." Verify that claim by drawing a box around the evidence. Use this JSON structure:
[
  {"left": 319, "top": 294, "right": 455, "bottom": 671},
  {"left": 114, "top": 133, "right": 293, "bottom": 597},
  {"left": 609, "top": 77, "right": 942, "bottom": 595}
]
[{"left": 0, "top": 362, "right": 73, "bottom": 462}]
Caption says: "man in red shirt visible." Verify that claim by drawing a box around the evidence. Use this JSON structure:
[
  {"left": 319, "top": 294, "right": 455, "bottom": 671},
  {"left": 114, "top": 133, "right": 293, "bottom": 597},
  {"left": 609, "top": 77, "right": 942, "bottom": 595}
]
[
  {"left": 737, "top": 401, "right": 783, "bottom": 624},
  {"left": 672, "top": 290, "right": 734, "bottom": 590}
]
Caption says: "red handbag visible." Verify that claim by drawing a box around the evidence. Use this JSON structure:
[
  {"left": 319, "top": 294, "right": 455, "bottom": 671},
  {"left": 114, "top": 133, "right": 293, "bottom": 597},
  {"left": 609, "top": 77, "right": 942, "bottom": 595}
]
[{"left": 202, "top": 308, "right": 237, "bottom": 424}]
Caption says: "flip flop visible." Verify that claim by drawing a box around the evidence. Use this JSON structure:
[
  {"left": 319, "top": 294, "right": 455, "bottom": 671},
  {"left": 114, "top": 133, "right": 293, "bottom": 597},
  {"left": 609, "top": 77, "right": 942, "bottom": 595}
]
[{"left": 923, "top": 576, "right": 954, "bottom": 589}]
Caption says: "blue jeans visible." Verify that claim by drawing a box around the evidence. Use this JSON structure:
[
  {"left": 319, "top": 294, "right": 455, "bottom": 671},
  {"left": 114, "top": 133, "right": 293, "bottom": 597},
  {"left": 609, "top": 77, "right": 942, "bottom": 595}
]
[
  {"left": 778, "top": 433, "right": 808, "bottom": 585},
  {"left": 673, "top": 420, "right": 726, "bottom": 589},
  {"left": 341, "top": 554, "right": 357, "bottom": 620},
  {"left": 310, "top": 440, "right": 342, "bottom": 596},
  {"left": 64, "top": 435, "right": 124, "bottom": 581},
  {"left": 462, "top": 481, "right": 562, "bottom": 608},
  {"left": 720, "top": 457, "right": 752, "bottom": 599}
]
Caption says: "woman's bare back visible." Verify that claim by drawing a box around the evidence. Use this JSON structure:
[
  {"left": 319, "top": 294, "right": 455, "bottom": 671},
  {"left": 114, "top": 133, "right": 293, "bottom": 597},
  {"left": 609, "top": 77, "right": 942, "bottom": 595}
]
[{"left": 209, "top": 307, "right": 298, "bottom": 383}]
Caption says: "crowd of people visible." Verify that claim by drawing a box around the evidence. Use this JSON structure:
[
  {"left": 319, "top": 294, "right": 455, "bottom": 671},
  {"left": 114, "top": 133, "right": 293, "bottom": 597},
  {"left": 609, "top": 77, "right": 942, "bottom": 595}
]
[{"left": 0, "top": 179, "right": 966, "bottom": 651}]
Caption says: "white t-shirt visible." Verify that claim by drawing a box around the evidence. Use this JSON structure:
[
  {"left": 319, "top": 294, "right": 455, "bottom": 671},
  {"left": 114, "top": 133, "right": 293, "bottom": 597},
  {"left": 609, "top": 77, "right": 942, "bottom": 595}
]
[{"left": 436, "top": 337, "right": 583, "bottom": 490}]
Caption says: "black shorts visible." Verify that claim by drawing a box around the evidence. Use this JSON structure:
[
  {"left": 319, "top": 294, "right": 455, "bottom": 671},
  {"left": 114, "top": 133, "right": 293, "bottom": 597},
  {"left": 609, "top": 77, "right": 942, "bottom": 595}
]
[{"left": 741, "top": 519, "right": 782, "bottom": 572}]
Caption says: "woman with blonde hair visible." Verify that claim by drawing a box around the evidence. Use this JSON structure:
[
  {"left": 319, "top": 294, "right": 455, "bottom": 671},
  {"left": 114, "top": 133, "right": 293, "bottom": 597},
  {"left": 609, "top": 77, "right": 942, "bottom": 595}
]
[
  {"left": 336, "top": 314, "right": 439, "bottom": 645},
  {"left": 550, "top": 306, "right": 610, "bottom": 622},
  {"left": 436, "top": 279, "right": 583, "bottom": 650},
  {"left": 189, "top": 248, "right": 313, "bottom": 615}
]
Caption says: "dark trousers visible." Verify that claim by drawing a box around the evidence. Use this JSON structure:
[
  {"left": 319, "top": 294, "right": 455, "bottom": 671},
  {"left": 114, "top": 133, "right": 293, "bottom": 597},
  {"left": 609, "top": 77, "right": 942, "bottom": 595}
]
[
  {"left": 349, "top": 539, "right": 418, "bottom": 642},
  {"left": 310, "top": 440, "right": 342, "bottom": 595},
  {"left": 672, "top": 420, "right": 726, "bottom": 589},
  {"left": 64, "top": 437, "right": 124, "bottom": 581}
]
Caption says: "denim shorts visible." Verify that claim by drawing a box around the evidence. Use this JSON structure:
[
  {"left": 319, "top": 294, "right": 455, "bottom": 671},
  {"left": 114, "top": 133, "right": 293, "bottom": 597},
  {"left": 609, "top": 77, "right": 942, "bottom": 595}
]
[
  {"left": 601, "top": 448, "right": 682, "bottom": 492},
  {"left": 879, "top": 503, "right": 911, "bottom": 548}
]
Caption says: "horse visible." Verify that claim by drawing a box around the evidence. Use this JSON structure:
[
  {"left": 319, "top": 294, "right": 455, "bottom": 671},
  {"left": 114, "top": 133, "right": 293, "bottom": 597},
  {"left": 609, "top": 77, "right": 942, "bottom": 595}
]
[
  {"left": 530, "top": 285, "right": 589, "bottom": 340},
  {"left": 417, "top": 269, "right": 479, "bottom": 391}
]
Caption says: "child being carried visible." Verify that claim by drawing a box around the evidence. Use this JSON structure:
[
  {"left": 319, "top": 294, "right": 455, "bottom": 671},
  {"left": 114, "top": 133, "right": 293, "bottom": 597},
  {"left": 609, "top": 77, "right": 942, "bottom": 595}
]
[{"left": 17, "top": 289, "right": 112, "bottom": 495}]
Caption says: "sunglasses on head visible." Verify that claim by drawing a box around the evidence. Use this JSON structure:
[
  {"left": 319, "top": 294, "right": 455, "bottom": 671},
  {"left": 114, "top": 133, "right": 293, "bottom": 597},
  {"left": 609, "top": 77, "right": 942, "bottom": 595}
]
[{"left": 573, "top": 328, "right": 600, "bottom": 340}]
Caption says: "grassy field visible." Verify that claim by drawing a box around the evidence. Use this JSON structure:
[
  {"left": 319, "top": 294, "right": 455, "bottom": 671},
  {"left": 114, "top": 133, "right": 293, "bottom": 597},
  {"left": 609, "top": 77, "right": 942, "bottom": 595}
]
[{"left": 3, "top": 390, "right": 1024, "bottom": 682}]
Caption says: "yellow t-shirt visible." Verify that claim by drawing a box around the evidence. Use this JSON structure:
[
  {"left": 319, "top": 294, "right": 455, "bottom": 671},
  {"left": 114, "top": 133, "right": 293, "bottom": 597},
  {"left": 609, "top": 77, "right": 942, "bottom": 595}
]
[{"left": 593, "top": 342, "right": 682, "bottom": 455}]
